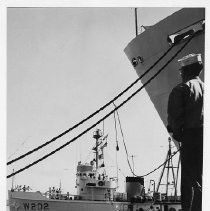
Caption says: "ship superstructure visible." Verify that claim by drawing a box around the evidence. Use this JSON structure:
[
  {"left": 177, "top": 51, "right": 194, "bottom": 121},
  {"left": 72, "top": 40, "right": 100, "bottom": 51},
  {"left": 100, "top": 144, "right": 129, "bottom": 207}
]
[{"left": 75, "top": 129, "right": 117, "bottom": 201}]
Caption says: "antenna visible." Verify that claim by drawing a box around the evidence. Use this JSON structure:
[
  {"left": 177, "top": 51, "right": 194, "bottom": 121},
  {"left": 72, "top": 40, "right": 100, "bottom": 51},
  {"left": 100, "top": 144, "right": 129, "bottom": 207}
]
[
  {"left": 135, "top": 8, "right": 138, "bottom": 36},
  {"left": 12, "top": 168, "right": 15, "bottom": 190},
  {"left": 59, "top": 179, "right": 61, "bottom": 190}
]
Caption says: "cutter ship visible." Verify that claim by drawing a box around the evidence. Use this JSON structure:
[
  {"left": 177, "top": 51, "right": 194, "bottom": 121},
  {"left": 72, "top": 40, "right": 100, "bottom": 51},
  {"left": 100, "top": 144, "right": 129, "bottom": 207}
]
[
  {"left": 8, "top": 129, "right": 181, "bottom": 211},
  {"left": 8, "top": 7, "right": 205, "bottom": 211}
]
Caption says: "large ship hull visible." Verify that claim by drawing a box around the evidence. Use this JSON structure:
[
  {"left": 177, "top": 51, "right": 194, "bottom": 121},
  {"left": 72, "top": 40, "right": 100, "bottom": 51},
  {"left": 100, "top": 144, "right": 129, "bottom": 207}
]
[
  {"left": 8, "top": 191, "right": 181, "bottom": 211},
  {"left": 124, "top": 8, "right": 205, "bottom": 131}
]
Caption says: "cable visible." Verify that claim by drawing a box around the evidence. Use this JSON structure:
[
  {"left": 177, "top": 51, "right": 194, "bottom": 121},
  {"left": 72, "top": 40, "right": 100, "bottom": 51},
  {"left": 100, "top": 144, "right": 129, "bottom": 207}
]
[
  {"left": 113, "top": 102, "right": 135, "bottom": 176},
  {"left": 114, "top": 104, "right": 180, "bottom": 177},
  {"left": 113, "top": 111, "right": 119, "bottom": 151},
  {"left": 7, "top": 137, "right": 29, "bottom": 160},
  {"left": 7, "top": 33, "right": 195, "bottom": 178},
  {"left": 139, "top": 149, "right": 180, "bottom": 177},
  {"left": 7, "top": 43, "right": 176, "bottom": 166},
  {"left": 83, "top": 149, "right": 93, "bottom": 163},
  {"left": 113, "top": 110, "right": 119, "bottom": 188}
]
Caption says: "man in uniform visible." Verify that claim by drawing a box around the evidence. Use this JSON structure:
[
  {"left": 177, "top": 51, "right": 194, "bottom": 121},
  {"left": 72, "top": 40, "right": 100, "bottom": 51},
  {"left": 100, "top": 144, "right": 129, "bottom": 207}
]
[{"left": 167, "top": 53, "right": 204, "bottom": 211}]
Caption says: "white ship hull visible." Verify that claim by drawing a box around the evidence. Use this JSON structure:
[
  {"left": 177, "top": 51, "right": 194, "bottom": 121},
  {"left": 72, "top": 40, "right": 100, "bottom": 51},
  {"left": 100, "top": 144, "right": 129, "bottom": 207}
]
[{"left": 8, "top": 191, "right": 181, "bottom": 211}]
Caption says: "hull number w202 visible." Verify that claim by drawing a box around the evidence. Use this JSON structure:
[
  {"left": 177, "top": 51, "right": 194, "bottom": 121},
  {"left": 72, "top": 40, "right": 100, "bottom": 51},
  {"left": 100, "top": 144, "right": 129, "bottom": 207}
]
[{"left": 23, "top": 202, "right": 49, "bottom": 210}]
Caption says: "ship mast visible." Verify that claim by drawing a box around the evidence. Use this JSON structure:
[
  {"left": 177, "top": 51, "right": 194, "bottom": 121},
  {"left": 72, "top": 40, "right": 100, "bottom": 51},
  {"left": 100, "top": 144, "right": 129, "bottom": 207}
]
[
  {"left": 156, "top": 137, "right": 180, "bottom": 199},
  {"left": 12, "top": 168, "right": 15, "bottom": 190},
  {"left": 93, "top": 129, "right": 102, "bottom": 170}
]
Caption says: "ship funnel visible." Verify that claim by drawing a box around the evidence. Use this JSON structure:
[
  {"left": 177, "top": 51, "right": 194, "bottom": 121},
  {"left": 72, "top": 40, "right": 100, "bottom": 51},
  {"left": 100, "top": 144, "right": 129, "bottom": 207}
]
[{"left": 126, "top": 177, "right": 144, "bottom": 201}]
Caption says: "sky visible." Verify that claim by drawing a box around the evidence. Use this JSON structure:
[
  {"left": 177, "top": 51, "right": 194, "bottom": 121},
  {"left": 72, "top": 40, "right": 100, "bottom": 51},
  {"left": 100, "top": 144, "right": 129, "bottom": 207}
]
[
  {"left": 1, "top": 3, "right": 210, "bottom": 210},
  {"left": 6, "top": 7, "right": 181, "bottom": 193}
]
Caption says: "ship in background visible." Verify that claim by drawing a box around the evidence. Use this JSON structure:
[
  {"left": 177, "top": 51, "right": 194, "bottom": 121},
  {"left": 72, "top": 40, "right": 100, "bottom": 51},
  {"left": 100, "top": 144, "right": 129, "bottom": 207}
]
[
  {"left": 8, "top": 7, "right": 205, "bottom": 211},
  {"left": 124, "top": 8, "right": 205, "bottom": 144},
  {"left": 8, "top": 129, "right": 181, "bottom": 211}
]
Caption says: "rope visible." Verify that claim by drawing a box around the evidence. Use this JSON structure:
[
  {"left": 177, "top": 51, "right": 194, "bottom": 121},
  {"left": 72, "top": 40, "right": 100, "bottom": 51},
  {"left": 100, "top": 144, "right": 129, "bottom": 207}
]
[
  {"left": 7, "top": 35, "right": 194, "bottom": 178},
  {"left": 113, "top": 111, "right": 119, "bottom": 188},
  {"left": 139, "top": 149, "right": 180, "bottom": 177},
  {"left": 113, "top": 110, "right": 119, "bottom": 151},
  {"left": 114, "top": 103, "right": 180, "bottom": 178},
  {"left": 7, "top": 43, "right": 175, "bottom": 166},
  {"left": 112, "top": 102, "right": 135, "bottom": 176},
  {"left": 7, "top": 33, "right": 195, "bottom": 178}
]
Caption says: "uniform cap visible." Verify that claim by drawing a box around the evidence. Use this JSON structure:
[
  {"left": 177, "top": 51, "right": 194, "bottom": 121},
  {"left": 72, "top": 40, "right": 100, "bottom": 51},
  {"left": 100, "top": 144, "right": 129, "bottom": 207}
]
[{"left": 178, "top": 53, "right": 202, "bottom": 67}]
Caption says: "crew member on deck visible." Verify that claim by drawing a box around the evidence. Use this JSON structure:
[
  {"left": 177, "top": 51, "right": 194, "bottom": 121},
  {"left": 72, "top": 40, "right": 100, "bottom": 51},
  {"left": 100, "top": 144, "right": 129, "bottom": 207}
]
[
  {"left": 52, "top": 187, "right": 56, "bottom": 199},
  {"left": 49, "top": 187, "right": 52, "bottom": 198},
  {"left": 167, "top": 53, "right": 204, "bottom": 211}
]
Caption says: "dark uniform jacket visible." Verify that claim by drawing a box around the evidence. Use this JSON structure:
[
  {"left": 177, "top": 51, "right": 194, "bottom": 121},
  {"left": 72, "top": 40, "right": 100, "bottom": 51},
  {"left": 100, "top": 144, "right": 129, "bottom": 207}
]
[{"left": 167, "top": 76, "right": 204, "bottom": 141}]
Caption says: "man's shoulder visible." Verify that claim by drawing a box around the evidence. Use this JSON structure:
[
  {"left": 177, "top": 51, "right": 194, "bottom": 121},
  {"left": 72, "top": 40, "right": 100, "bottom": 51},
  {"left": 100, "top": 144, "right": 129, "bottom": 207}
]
[
  {"left": 185, "top": 77, "right": 204, "bottom": 91},
  {"left": 169, "top": 83, "right": 190, "bottom": 98},
  {"left": 187, "top": 77, "right": 204, "bottom": 86},
  {"left": 172, "top": 83, "right": 189, "bottom": 92}
]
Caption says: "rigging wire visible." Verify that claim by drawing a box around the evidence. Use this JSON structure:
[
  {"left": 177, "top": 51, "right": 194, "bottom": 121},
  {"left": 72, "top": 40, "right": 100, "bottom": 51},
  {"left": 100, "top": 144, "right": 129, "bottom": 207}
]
[
  {"left": 113, "top": 111, "right": 119, "bottom": 151},
  {"left": 7, "top": 42, "right": 176, "bottom": 166},
  {"left": 83, "top": 149, "right": 93, "bottom": 163},
  {"left": 113, "top": 110, "right": 119, "bottom": 188},
  {"left": 7, "top": 34, "right": 195, "bottom": 179},
  {"left": 139, "top": 149, "right": 180, "bottom": 177},
  {"left": 114, "top": 101, "right": 180, "bottom": 178},
  {"left": 112, "top": 102, "right": 135, "bottom": 176},
  {"left": 7, "top": 137, "right": 29, "bottom": 160}
]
